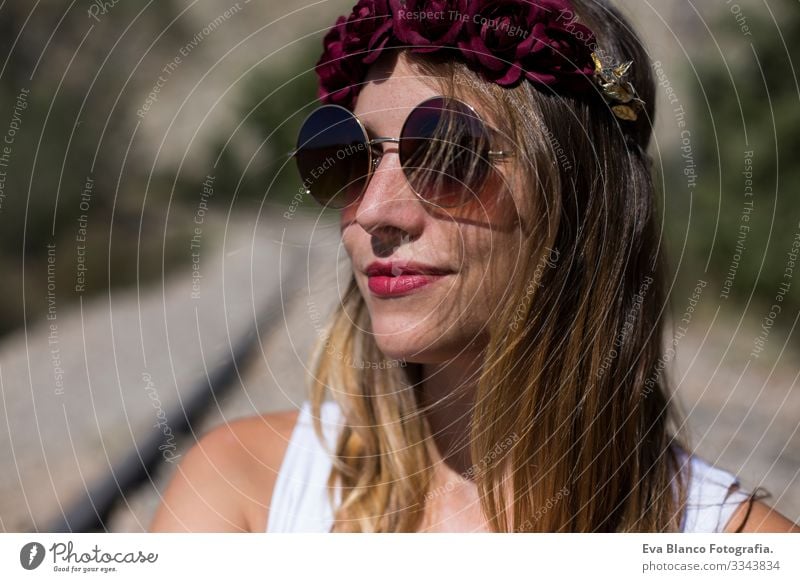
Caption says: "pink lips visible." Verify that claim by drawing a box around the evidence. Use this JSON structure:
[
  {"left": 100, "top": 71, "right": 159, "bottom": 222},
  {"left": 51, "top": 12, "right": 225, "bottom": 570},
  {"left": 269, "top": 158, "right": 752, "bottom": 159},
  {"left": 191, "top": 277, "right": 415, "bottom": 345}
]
[{"left": 365, "top": 261, "right": 452, "bottom": 297}]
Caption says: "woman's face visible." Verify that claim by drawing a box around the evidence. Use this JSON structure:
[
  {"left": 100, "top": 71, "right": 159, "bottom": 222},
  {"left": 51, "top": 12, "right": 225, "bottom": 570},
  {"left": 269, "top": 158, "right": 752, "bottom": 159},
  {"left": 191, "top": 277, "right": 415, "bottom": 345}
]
[{"left": 340, "top": 53, "right": 524, "bottom": 364}]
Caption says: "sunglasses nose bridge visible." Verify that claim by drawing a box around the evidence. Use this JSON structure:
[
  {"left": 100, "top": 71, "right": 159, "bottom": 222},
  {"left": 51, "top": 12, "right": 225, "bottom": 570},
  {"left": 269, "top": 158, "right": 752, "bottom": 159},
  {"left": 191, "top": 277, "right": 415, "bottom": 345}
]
[
  {"left": 366, "top": 137, "right": 399, "bottom": 170},
  {"left": 356, "top": 143, "right": 419, "bottom": 216}
]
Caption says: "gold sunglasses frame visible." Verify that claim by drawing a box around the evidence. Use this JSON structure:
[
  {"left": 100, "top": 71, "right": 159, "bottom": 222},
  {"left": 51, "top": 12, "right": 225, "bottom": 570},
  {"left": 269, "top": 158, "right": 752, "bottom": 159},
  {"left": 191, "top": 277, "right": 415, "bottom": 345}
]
[{"left": 291, "top": 95, "right": 515, "bottom": 208}]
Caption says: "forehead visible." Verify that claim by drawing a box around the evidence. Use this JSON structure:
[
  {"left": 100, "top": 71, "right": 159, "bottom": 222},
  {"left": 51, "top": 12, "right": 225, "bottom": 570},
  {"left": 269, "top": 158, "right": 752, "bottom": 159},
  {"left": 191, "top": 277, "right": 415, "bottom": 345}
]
[
  {"left": 352, "top": 52, "right": 508, "bottom": 138},
  {"left": 352, "top": 53, "right": 440, "bottom": 132}
]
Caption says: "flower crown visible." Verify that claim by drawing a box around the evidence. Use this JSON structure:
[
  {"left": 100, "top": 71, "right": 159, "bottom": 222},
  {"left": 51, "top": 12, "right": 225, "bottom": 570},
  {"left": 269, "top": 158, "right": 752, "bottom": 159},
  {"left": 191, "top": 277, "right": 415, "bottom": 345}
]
[{"left": 315, "top": 0, "right": 645, "bottom": 121}]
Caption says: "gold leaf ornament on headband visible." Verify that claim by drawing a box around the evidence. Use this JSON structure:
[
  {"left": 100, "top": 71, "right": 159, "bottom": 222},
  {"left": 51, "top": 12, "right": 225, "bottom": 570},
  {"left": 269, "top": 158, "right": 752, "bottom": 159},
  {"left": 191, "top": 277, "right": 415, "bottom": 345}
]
[{"left": 591, "top": 52, "right": 645, "bottom": 121}]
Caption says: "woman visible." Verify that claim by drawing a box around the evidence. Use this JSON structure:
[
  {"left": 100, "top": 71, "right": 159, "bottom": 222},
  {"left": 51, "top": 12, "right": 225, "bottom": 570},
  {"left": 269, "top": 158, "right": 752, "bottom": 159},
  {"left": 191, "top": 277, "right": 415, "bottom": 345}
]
[{"left": 150, "top": 0, "right": 799, "bottom": 533}]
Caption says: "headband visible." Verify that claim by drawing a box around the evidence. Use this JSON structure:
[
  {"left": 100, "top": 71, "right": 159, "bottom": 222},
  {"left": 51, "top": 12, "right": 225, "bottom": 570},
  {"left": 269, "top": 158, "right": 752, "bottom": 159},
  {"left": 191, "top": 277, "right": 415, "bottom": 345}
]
[{"left": 314, "top": 0, "right": 645, "bottom": 121}]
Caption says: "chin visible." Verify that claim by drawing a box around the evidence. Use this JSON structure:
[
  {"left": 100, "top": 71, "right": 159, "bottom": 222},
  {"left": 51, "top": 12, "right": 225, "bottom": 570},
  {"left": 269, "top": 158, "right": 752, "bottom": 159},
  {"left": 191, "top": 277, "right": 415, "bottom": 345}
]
[
  {"left": 369, "top": 317, "right": 473, "bottom": 364},
  {"left": 370, "top": 315, "right": 434, "bottom": 362},
  {"left": 358, "top": 277, "right": 483, "bottom": 363},
  {"left": 374, "top": 341, "right": 436, "bottom": 364}
]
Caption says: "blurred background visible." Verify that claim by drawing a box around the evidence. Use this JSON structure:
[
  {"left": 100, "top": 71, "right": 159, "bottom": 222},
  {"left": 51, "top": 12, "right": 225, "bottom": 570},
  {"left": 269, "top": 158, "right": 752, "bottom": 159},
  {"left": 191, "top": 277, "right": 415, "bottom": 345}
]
[{"left": 0, "top": 0, "right": 797, "bottom": 532}]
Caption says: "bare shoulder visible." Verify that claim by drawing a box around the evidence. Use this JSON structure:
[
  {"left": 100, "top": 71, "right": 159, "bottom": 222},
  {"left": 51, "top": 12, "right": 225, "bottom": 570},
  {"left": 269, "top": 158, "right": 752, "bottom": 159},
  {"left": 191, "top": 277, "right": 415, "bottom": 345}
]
[
  {"left": 148, "top": 408, "right": 300, "bottom": 532},
  {"left": 723, "top": 489, "right": 800, "bottom": 533}
]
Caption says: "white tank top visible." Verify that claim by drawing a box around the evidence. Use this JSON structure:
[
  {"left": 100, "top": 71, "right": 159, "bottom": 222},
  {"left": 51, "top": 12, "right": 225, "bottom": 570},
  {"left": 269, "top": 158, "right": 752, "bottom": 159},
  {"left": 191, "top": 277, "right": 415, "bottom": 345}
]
[{"left": 266, "top": 400, "right": 752, "bottom": 533}]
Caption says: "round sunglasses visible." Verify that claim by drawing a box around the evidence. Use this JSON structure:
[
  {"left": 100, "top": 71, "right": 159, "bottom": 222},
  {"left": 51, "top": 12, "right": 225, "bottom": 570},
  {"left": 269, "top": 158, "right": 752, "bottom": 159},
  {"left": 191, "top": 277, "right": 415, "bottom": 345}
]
[{"left": 291, "top": 96, "right": 514, "bottom": 209}]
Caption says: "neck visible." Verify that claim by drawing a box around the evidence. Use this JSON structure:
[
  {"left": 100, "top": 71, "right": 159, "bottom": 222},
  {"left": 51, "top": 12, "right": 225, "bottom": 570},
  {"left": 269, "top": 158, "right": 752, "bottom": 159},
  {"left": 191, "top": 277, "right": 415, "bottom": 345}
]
[{"left": 418, "top": 352, "right": 483, "bottom": 479}]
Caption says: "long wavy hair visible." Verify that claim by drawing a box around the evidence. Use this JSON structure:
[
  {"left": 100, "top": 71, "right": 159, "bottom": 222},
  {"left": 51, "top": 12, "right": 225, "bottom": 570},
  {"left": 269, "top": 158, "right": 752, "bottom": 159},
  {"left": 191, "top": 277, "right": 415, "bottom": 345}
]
[{"left": 308, "top": 0, "right": 763, "bottom": 532}]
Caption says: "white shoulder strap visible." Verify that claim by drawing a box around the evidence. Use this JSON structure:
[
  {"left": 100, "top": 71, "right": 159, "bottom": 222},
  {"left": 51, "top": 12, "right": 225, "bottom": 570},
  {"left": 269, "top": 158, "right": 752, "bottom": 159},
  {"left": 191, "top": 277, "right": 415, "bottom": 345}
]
[
  {"left": 680, "top": 451, "right": 750, "bottom": 532},
  {"left": 265, "top": 400, "right": 342, "bottom": 532}
]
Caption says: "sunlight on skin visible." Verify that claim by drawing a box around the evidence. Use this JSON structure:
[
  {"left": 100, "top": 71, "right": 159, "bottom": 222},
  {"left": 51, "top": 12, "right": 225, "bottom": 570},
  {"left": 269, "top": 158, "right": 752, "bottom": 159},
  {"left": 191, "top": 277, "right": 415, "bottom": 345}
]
[{"left": 341, "top": 51, "right": 523, "bottom": 365}]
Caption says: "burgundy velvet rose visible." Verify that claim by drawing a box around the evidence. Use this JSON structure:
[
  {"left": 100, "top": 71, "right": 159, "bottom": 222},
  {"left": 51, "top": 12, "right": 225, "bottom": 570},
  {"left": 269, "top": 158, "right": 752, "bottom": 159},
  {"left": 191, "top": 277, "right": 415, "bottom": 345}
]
[
  {"left": 316, "top": 1, "right": 393, "bottom": 107},
  {"left": 315, "top": 16, "right": 364, "bottom": 107},
  {"left": 456, "top": 0, "right": 542, "bottom": 85},
  {"left": 345, "top": 0, "right": 394, "bottom": 63},
  {"left": 316, "top": 0, "right": 600, "bottom": 108},
  {"left": 459, "top": 0, "right": 595, "bottom": 88},
  {"left": 519, "top": 1, "right": 596, "bottom": 90},
  {"left": 389, "top": 0, "right": 467, "bottom": 53}
]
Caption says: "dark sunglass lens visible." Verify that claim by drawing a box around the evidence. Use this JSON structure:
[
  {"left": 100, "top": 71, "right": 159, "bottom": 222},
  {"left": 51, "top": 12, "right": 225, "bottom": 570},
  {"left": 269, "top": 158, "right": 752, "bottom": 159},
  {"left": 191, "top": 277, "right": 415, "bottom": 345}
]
[
  {"left": 399, "top": 97, "right": 491, "bottom": 207},
  {"left": 295, "top": 106, "right": 371, "bottom": 209}
]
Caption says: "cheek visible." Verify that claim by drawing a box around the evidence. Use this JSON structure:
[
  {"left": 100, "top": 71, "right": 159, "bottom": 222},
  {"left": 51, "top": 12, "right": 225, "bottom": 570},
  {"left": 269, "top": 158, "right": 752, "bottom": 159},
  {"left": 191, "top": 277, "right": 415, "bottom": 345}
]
[
  {"left": 461, "top": 229, "right": 521, "bottom": 311},
  {"left": 462, "top": 226, "right": 504, "bottom": 275}
]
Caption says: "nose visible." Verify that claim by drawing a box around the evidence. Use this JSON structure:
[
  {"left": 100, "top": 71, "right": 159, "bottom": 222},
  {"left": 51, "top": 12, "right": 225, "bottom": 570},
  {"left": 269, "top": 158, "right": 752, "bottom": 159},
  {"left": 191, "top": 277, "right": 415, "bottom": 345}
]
[{"left": 353, "top": 146, "right": 426, "bottom": 250}]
